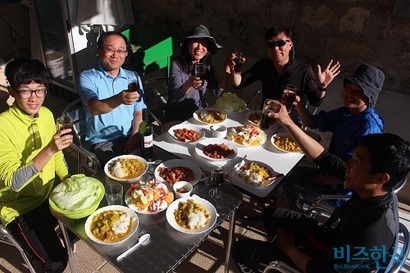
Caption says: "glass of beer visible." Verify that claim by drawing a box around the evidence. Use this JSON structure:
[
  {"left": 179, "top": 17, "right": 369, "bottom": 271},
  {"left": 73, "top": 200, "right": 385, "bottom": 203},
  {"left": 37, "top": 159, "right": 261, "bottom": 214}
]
[
  {"left": 56, "top": 115, "right": 73, "bottom": 136},
  {"left": 193, "top": 63, "right": 207, "bottom": 86},
  {"left": 233, "top": 51, "right": 244, "bottom": 74},
  {"left": 282, "top": 84, "right": 298, "bottom": 112},
  {"left": 260, "top": 99, "right": 278, "bottom": 130}
]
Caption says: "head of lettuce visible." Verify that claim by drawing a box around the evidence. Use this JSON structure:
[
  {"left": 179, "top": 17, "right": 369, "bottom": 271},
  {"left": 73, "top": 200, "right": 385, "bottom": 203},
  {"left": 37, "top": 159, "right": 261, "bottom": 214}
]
[{"left": 49, "top": 174, "right": 104, "bottom": 215}]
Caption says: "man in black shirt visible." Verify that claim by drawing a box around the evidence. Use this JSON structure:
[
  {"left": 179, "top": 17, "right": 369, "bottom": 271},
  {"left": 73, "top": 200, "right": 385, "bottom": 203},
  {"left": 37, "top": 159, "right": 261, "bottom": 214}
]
[
  {"left": 233, "top": 100, "right": 410, "bottom": 273},
  {"left": 230, "top": 26, "right": 341, "bottom": 108}
]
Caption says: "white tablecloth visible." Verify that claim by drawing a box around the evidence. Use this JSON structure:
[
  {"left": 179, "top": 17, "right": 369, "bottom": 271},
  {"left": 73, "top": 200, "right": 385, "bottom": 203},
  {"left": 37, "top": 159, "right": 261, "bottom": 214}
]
[{"left": 153, "top": 110, "right": 305, "bottom": 198}]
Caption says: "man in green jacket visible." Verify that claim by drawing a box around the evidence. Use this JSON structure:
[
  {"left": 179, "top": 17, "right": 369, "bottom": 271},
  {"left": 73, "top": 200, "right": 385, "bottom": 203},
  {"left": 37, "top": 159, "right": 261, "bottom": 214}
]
[{"left": 0, "top": 59, "right": 73, "bottom": 272}]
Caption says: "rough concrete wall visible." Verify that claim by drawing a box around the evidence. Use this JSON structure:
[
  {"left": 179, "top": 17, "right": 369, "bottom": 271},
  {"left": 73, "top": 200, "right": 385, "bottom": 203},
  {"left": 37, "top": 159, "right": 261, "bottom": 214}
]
[{"left": 131, "top": 0, "right": 410, "bottom": 95}]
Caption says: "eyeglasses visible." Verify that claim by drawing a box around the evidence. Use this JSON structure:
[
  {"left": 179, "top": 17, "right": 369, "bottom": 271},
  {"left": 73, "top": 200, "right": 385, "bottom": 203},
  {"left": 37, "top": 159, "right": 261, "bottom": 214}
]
[
  {"left": 16, "top": 88, "right": 47, "bottom": 99},
  {"left": 266, "top": 39, "right": 291, "bottom": 48},
  {"left": 101, "top": 47, "right": 128, "bottom": 55}
]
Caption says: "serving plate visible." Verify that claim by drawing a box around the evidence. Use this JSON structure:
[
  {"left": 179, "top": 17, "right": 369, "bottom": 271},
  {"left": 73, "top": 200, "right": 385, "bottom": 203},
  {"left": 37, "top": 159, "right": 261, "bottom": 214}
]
[
  {"left": 154, "top": 159, "right": 203, "bottom": 185},
  {"left": 270, "top": 133, "right": 302, "bottom": 153},
  {"left": 195, "top": 138, "right": 238, "bottom": 161},
  {"left": 231, "top": 160, "right": 280, "bottom": 187},
  {"left": 104, "top": 155, "right": 148, "bottom": 183},
  {"left": 85, "top": 205, "right": 139, "bottom": 245},
  {"left": 125, "top": 181, "right": 174, "bottom": 214},
  {"left": 167, "top": 123, "right": 205, "bottom": 143},
  {"left": 166, "top": 196, "right": 217, "bottom": 234},
  {"left": 226, "top": 125, "right": 267, "bottom": 148},
  {"left": 193, "top": 108, "right": 226, "bottom": 124}
]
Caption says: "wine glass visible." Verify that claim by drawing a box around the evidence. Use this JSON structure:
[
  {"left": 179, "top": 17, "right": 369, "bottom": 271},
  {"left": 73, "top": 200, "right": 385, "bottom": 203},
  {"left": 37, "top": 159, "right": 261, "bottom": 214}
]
[
  {"left": 208, "top": 166, "right": 224, "bottom": 198},
  {"left": 127, "top": 72, "right": 142, "bottom": 102}
]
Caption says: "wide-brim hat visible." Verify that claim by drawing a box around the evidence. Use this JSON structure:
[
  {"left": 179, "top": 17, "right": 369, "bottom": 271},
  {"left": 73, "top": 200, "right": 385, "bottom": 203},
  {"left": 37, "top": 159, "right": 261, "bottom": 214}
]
[
  {"left": 343, "top": 64, "right": 385, "bottom": 108},
  {"left": 183, "top": 24, "right": 222, "bottom": 55}
]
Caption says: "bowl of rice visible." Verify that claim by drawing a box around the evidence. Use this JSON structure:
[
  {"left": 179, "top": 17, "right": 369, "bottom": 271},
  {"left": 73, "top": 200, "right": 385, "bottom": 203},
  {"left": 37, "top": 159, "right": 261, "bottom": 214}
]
[
  {"left": 166, "top": 196, "right": 217, "bottom": 234},
  {"left": 85, "top": 205, "right": 139, "bottom": 245},
  {"left": 104, "top": 155, "right": 148, "bottom": 183}
]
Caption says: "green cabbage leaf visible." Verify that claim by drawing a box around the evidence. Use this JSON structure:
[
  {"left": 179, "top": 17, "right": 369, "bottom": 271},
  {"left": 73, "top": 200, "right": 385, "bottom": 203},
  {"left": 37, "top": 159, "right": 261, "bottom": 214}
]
[
  {"left": 50, "top": 174, "right": 103, "bottom": 211},
  {"left": 215, "top": 92, "right": 247, "bottom": 113}
]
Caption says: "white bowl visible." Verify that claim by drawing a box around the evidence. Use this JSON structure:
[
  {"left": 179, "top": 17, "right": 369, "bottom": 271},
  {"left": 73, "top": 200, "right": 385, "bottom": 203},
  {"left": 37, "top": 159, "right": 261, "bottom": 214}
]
[
  {"left": 85, "top": 205, "right": 139, "bottom": 245},
  {"left": 154, "top": 159, "right": 203, "bottom": 185},
  {"left": 173, "top": 181, "right": 193, "bottom": 199},
  {"left": 195, "top": 138, "right": 238, "bottom": 161},
  {"left": 168, "top": 123, "right": 205, "bottom": 143},
  {"left": 104, "top": 155, "right": 148, "bottom": 183},
  {"left": 166, "top": 196, "right": 217, "bottom": 234},
  {"left": 270, "top": 133, "right": 303, "bottom": 153},
  {"left": 193, "top": 108, "right": 227, "bottom": 124}
]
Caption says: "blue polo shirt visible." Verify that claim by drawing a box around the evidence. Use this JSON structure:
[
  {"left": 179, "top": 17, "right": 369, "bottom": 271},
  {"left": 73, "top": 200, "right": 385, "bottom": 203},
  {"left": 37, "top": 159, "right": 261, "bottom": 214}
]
[{"left": 78, "top": 64, "right": 146, "bottom": 145}]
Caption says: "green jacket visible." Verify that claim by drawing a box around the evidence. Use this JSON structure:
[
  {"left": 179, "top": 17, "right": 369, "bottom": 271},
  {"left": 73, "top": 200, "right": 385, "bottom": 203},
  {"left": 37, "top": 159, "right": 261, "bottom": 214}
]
[{"left": 0, "top": 105, "right": 69, "bottom": 226}]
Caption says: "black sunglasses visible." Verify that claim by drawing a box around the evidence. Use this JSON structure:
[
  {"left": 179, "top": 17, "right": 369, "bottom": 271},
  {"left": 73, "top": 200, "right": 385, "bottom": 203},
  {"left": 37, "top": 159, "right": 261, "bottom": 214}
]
[{"left": 266, "top": 39, "right": 291, "bottom": 48}]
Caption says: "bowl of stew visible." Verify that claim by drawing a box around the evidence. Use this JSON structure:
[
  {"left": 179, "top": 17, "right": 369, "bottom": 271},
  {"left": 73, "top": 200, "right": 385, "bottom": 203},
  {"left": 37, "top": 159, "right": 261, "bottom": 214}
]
[
  {"left": 84, "top": 205, "right": 139, "bottom": 245},
  {"left": 104, "top": 155, "right": 148, "bottom": 183}
]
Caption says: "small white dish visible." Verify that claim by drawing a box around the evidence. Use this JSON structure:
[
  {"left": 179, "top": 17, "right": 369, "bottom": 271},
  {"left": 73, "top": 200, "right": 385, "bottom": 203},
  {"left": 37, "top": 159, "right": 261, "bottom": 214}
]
[
  {"left": 173, "top": 181, "right": 193, "bottom": 199},
  {"left": 210, "top": 125, "right": 227, "bottom": 138}
]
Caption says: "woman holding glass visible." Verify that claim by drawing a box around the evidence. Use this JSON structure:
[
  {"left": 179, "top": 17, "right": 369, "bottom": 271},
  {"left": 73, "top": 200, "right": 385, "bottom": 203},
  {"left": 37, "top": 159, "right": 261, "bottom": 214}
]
[{"left": 165, "top": 24, "right": 231, "bottom": 122}]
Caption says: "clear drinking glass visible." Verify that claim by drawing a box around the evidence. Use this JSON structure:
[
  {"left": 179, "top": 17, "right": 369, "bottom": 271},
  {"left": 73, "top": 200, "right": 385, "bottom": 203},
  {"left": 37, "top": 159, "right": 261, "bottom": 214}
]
[
  {"left": 105, "top": 183, "right": 123, "bottom": 205},
  {"left": 56, "top": 115, "right": 73, "bottom": 136},
  {"left": 127, "top": 71, "right": 142, "bottom": 102},
  {"left": 208, "top": 166, "right": 224, "bottom": 198},
  {"left": 282, "top": 84, "right": 298, "bottom": 112},
  {"left": 193, "top": 63, "right": 207, "bottom": 87},
  {"left": 233, "top": 51, "right": 244, "bottom": 74}
]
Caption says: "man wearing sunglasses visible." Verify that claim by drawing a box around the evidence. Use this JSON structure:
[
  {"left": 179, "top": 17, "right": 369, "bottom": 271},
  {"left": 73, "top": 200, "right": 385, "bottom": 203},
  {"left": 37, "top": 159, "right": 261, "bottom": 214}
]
[{"left": 230, "top": 25, "right": 340, "bottom": 110}]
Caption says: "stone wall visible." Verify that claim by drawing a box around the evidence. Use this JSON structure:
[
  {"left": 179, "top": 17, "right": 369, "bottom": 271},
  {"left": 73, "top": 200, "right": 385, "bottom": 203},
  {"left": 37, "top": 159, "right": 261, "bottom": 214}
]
[{"left": 131, "top": 0, "right": 410, "bottom": 95}]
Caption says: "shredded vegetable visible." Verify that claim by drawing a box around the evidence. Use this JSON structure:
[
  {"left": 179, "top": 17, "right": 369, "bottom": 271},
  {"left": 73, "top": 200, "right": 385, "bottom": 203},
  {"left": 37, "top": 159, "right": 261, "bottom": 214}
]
[{"left": 215, "top": 92, "right": 247, "bottom": 113}]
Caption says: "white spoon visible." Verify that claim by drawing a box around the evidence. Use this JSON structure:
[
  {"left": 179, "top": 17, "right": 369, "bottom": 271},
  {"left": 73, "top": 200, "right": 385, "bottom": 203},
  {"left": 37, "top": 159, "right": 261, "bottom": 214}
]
[{"left": 116, "top": 233, "right": 150, "bottom": 262}]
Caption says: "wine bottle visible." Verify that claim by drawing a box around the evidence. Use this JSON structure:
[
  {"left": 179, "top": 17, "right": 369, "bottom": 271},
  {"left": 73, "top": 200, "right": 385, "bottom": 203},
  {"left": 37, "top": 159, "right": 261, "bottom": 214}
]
[{"left": 138, "top": 108, "right": 154, "bottom": 161}]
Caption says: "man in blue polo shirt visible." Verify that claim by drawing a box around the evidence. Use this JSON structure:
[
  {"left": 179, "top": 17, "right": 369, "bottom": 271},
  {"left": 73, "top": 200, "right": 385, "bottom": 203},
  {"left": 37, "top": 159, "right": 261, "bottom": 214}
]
[{"left": 78, "top": 31, "right": 146, "bottom": 165}]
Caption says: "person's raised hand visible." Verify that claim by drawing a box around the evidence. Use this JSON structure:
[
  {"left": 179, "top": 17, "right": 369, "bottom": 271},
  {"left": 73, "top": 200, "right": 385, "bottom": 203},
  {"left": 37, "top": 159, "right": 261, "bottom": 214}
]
[
  {"left": 49, "top": 129, "right": 73, "bottom": 153},
  {"left": 265, "top": 100, "right": 291, "bottom": 123},
  {"left": 188, "top": 75, "right": 203, "bottom": 89},
  {"left": 317, "top": 59, "right": 341, "bottom": 88},
  {"left": 120, "top": 90, "right": 140, "bottom": 105}
]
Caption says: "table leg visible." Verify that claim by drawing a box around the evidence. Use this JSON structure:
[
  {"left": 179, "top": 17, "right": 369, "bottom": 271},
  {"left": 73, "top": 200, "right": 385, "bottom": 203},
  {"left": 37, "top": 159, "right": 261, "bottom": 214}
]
[
  {"left": 224, "top": 211, "right": 236, "bottom": 273},
  {"left": 57, "top": 220, "right": 78, "bottom": 273}
]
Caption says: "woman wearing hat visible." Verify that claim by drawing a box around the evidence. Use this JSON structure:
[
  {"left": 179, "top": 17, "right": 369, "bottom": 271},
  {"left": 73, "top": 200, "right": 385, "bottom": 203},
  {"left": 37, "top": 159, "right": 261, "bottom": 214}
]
[{"left": 165, "top": 24, "right": 230, "bottom": 121}]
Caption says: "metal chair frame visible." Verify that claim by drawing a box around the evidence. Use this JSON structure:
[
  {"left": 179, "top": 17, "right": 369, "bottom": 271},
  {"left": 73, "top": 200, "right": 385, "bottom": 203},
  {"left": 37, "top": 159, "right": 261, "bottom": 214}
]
[
  {"left": 262, "top": 222, "right": 409, "bottom": 273},
  {"left": 142, "top": 77, "right": 169, "bottom": 134},
  {"left": 0, "top": 224, "right": 36, "bottom": 273},
  {"left": 262, "top": 185, "right": 410, "bottom": 273},
  {"left": 61, "top": 98, "right": 101, "bottom": 175}
]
